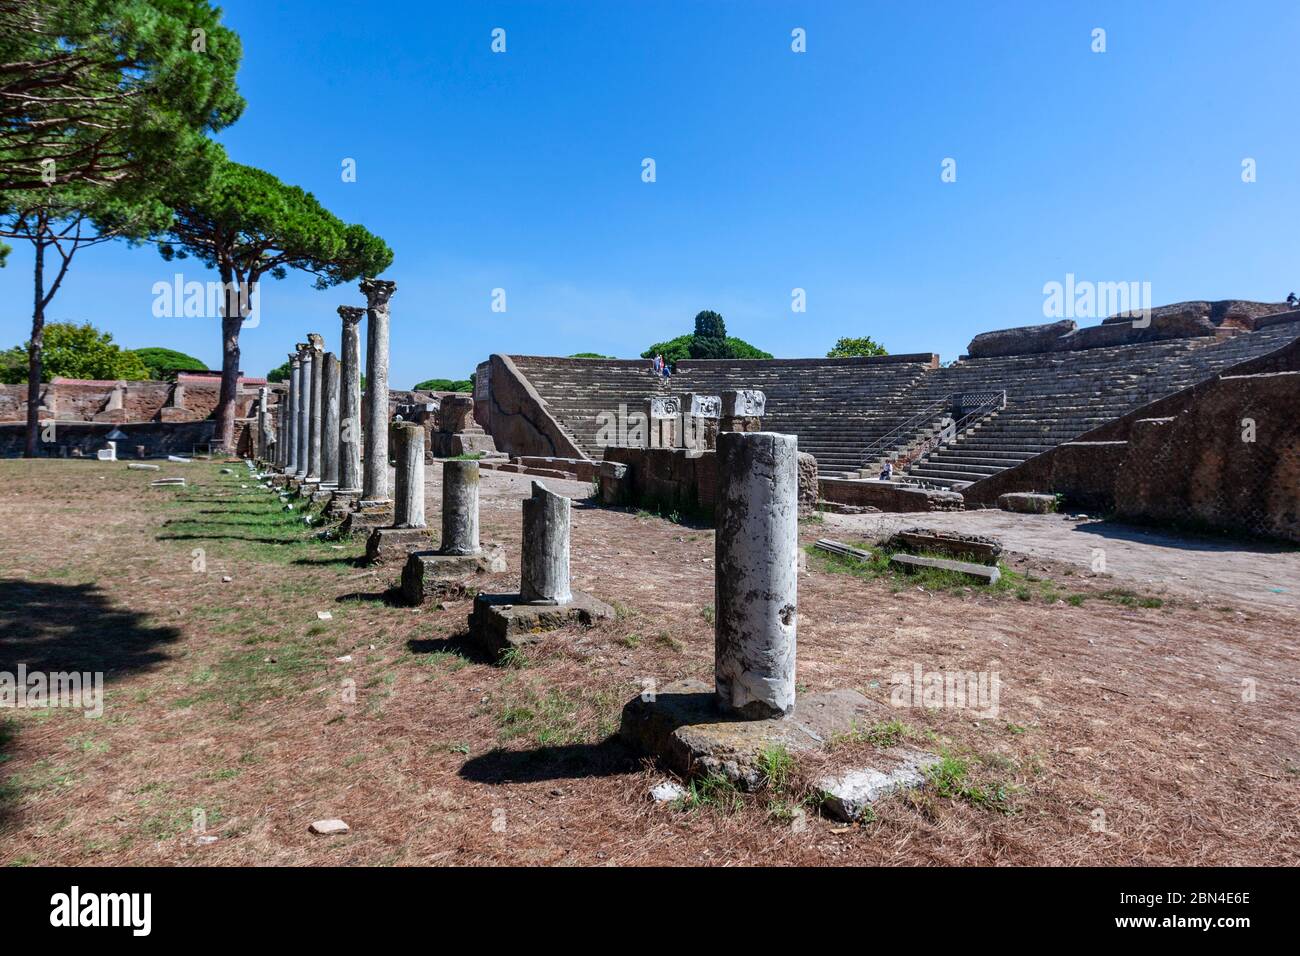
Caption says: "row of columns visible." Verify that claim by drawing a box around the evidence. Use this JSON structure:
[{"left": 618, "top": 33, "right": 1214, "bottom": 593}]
[{"left": 272, "top": 278, "right": 396, "bottom": 504}]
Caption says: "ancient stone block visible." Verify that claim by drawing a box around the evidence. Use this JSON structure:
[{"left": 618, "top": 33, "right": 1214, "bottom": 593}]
[
  {"left": 364, "top": 526, "right": 432, "bottom": 564},
  {"left": 619, "top": 681, "right": 928, "bottom": 791},
  {"left": 468, "top": 590, "right": 615, "bottom": 658},
  {"left": 720, "top": 389, "right": 765, "bottom": 418},
  {"left": 997, "top": 492, "right": 1057, "bottom": 514},
  {"left": 966, "top": 319, "right": 1076, "bottom": 358},
  {"left": 400, "top": 545, "right": 506, "bottom": 604},
  {"left": 889, "top": 553, "right": 1002, "bottom": 584}
]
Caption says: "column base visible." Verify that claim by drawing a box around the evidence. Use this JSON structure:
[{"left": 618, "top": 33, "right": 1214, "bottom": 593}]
[
  {"left": 619, "top": 680, "right": 940, "bottom": 814},
  {"left": 338, "top": 500, "right": 394, "bottom": 536},
  {"left": 363, "top": 526, "right": 432, "bottom": 564},
  {"left": 467, "top": 590, "right": 614, "bottom": 661},
  {"left": 399, "top": 545, "right": 507, "bottom": 605}
]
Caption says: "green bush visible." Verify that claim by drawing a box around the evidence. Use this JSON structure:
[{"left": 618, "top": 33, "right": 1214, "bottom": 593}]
[
  {"left": 1, "top": 322, "right": 148, "bottom": 383},
  {"left": 412, "top": 378, "right": 472, "bottom": 392},
  {"left": 132, "top": 347, "right": 208, "bottom": 380}
]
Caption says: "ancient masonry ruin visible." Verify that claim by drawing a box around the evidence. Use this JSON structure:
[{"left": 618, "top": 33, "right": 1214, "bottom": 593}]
[{"left": 9, "top": 297, "right": 1299, "bottom": 542}]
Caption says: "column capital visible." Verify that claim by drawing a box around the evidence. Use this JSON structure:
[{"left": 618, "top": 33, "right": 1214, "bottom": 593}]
[
  {"left": 289, "top": 352, "right": 302, "bottom": 367},
  {"left": 338, "top": 305, "right": 365, "bottom": 325},
  {"left": 360, "top": 277, "right": 397, "bottom": 307},
  {"left": 306, "top": 332, "right": 325, "bottom": 354}
]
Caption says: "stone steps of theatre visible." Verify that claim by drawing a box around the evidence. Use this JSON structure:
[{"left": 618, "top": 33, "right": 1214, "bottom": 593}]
[
  {"left": 919, "top": 453, "right": 1040, "bottom": 469},
  {"left": 907, "top": 459, "right": 1016, "bottom": 479}
]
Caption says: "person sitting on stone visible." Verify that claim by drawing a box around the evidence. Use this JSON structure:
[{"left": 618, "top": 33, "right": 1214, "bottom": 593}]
[{"left": 880, "top": 459, "right": 894, "bottom": 481}]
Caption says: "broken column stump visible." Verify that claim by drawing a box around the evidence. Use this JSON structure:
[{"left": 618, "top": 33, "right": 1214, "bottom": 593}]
[
  {"left": 467, "top": 480, "right": 612, "bottom": 659},
  {"left": 618, "top": 430, "right": 940, "bottom": 814},
  {"left": 400, "top": 459, "right": 506, "bottom": 604},
  {"left": 365, "top": 421, "right": 431, "bottom": 562}
]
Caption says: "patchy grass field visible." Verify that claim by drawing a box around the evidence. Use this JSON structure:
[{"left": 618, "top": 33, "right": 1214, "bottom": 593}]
[{"left": 0, "top": 458, "right": 1296, "bottom": 865}]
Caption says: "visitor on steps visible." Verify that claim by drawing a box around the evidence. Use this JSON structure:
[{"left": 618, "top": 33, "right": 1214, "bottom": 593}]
[
  {"left": 662, "top": 360, "right": 671, "bottom": 381},
  {"left": 879, "top": 460, "right": 894, "bottom": 481},
  {"left": 652, "top": 354, "right": 663, "bottom": 376}
]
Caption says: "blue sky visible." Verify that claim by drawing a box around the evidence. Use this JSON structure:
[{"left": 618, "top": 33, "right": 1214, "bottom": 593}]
[{"left": 2, "top": 1, "right": 1297, "bottom": 386}]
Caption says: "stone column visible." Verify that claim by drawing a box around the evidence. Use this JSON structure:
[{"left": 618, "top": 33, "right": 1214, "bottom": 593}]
[
  {"left": 257, "top": 386, "right": 271, "bottom": 459},
  {"left": 337, "top": 306, "right": 365, "bottom": 494},
  {"left": 306, "top": 333, "right": 324, "bottom": 482},
  {"left": 295, "top": 344, "right": 311, "bottom": 478},
  {"left": 361, "top": 278, "right": 396, "bottom": 501},
  {"left": 520, "top": 481, "right": 572, "bottom": 605},
  {"left": 714, "top": 431, "right": 798, "bottom": 719},
  {"left": 285, "top": 352, "right": 302, "bottom": 474},
  {"left": 321, "top": 353, "right": 340, "bottom": 486},
  {"left": 392, "top": 421, "right": 425, "bottom": 528},
  {"left": 440, "top": 459, "right": 480, "bottom": 555}
]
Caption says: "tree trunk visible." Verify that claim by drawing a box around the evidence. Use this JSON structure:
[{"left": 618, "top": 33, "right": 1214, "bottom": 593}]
[
  {"left": 24, "top": 234, "right": 45, "bottom": 458},
  {"left": 214, "top": 263, "right": 242, "bottom": 454}
]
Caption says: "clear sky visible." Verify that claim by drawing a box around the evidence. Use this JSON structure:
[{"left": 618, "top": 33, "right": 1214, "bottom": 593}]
[{"left": 2, "top": 0, "right": 1297, "bottom": 386}]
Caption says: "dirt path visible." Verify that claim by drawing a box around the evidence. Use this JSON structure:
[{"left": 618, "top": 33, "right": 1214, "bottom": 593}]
[{"left": 0, "top": 460, "right": 1296, "bottom": 866}]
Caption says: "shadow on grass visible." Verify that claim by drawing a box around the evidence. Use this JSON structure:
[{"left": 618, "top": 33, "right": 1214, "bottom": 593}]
[
  {"left": 295, "top": 555, "right": 364, "bottom": 567},
  {"left": 0, "top": 579, "right": 183, "bottom": 827},
  {"left": 156, "top": 532, "right": 301, "bottom": 546},
  {"left": 406, "top": 633, "right": 495, "bottom": 666},
  {"left": 458, "top": 737, "right": 637, "bottom": 784},
  {"left": 338, "top": 587, "right": 405, "bottom": 606}
]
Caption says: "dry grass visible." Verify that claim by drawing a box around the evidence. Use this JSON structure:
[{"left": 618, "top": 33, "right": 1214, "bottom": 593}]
[{"left": 0, "top": 458, "right": 1296, "bottom": 866}]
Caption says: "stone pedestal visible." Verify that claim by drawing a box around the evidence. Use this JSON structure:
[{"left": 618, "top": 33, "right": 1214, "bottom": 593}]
[
  {"left": 468, "top": 480, "right": 610, "bottom": 657},
  {"left": 339, "top": 499, "right": 394, "bottom": 535},
  {"left": 618, "top": 680, "right": 935, "bottom": 802},
  {"left": 468, "top": 591, "right": 614, "bottom": 657},
  {"left": 399, "top": 459, "right": 506, "bottom": 604},
  {"left": 365, "top": 527, "right": 432, "bottom": 564},
  {"left": 714, "top": 432, "right": 798, "bottom": 718},
  {"left": 598, "top": 460, "right": 629, "bottom": 505},
  {"left": 400, "top": 545, "right": 507, "bottom": 604}
]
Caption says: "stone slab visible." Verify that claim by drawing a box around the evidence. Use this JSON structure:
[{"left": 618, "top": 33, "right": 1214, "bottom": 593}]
[
  {"left": 889, "top": 552, "right": 1002, "bottom": 584},
  {"left": 888, "top": 528, "right": 1003, "bottom": 565},
  {"left": 400, "top": 545, "right": 507, "bottom": 605},
  {"left": 364, "top": 526, "right": 433, "bottom": 564},
  {"left": 997, "top": 492, "right": 1057, "bottom": 514},
  {"left": 620, "top": 679, "right": 906, "bottom": 790},
  {"left": 468, "top": 590, "right": 615, "bottom": 659},
  {"left": 816, "top": 750, "right": 940, "bottom": 822}
]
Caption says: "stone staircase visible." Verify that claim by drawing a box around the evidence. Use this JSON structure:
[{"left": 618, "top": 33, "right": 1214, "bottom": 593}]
[
  {"left": 505, "top": 318, "right": 1300, "bottom": 487},
  {"left": 902, "top": 323, "right": 1300, "bottom": 488}
]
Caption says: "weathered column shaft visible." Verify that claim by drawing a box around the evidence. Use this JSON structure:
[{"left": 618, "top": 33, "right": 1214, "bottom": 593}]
[
  {"left": 337, "top": 306, "right": 365, "bottom": 493},
  {"left": 392, "top": 422, "right": 425, "bottom": 528},
  {"left": 714, "top": 431, "right": 798, "bottom": 719},
  {"left": 321, "top": 353, "right": 340, "bottom": 485},
  {"left": 257, "top": 386, "right": 270, "bottom": 459},
  {"left": 520, "top": 481, "right": 572, "bottom": 605},
  {"left": 295, "top": 346, "right": 311, "bottom": 477},
  {"left": 361, "top": 279, "right": 396, "bottom": 500},
  {"left": 285, "top": 353, "right": 301, "bottom": 474},
  {"left": 440, "top": 459, "right": 480, "bottom": 555},
  {"left": 306, "top": 334, "right": 324, "bottom": 481}
]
